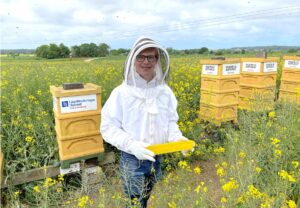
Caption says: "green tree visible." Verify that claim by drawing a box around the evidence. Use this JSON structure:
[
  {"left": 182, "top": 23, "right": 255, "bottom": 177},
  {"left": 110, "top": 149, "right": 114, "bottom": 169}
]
[
  {"left": 35, "top": 45, "right": 49, "bottom": 58},
  {"left": 79, "top": 43, "right": 98, "bottom": 57},
  {"left": 199, "top": 47, "right": 209, "bottom": 54},
  {"left": 110, "top": 48, "right": 129, "bottom": 56},
  {"left": 98, "top": 43, "right": 110, "bottom": 57},
  {"left": 288, "top": 48, "right": 297, "bottom": 53},
  {"left": 47, "top": 43, "right": 61, "bottom": 59},
  {"left": 215, "top": 50, "right": 224, "bottom": 56},
  {"left": 71, "top": 45, "right": 80, "bottom": 57},
  {"left": 59, "top": 43, "right": 70, "bottom": 58}
]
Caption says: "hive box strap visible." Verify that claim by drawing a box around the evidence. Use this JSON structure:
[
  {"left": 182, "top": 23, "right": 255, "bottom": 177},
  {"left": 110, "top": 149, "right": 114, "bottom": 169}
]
[{"left": 147, "top": 140, "right": 195, "bottom": 155}]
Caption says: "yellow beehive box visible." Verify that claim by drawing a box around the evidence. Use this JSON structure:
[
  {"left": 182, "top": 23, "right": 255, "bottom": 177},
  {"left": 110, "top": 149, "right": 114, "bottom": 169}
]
[
  {"left": 50, "top": 83, "right": 101, "bottom": 116},
  {"left": 54, "top": 111, "right": 101, "bottom": 140},
  {"left": 278, "top": 90, "right": 300, "bottom": 104},
  {"left": 57, "top": 133, "right": 104, "bottom": 161},
  {"left": 281, "top": 70, "right": 300, "bottom": 82},
  {"left": 200, "top": 59, "right": 241, "bottom": 79},
  {"left": 201, "top": 77, "right": 240, "bottom": 92},
  {"left": 238, "top": 96, "right": 274, "bottom": 111},
  {"left": 239, "top": 85, "right": 275, "bottom": 100},
  {"left": 283, "top": 56, "right": 300, "bottom": 70},
  {"left": 200, "top": 90, "right": 239, "bottom": 106},
  {"left": 199, "top": 103, "right": 237, "bottom": 124},
  {"left": 280, "top": 80, "right": 300, "bottom": 93},
  {"left": 147, "top": 140, "right": 195, "bottom": 155},
  {"left": 241, "top": 57, "right": 279, "bottom": 75},
  {"left": 240, "top": 73, "right": 277, "bottom": 87}
]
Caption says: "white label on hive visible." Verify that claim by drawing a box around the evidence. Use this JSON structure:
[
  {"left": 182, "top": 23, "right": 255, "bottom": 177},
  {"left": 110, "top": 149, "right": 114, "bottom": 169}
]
[
  {"left": 264, "top": 62, "right": 277, "bottom": 72},
  {"left": 202, "top": 65, "right": 218, "bottom": 75},
  {"left": 53, "top": 96, "right": 58, "bottom": 111},
  {"left": 60, "top": 94, "right": 97, "bottom": 113},
  {"left": 242, "top": 62, "right": 261, "bottom": 72},
  {"left": 60, "top": 162, "right": 80, "bottom": 175},
  {"left": 284, "top": 60, "right": 300, "bottom": 69},
  {"left": 222, "top": 63, "right": 240, "bottom": 75}
]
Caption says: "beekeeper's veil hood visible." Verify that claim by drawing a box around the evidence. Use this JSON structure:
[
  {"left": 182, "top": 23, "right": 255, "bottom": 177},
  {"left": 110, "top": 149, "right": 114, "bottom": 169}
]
[{"left": 124, "top": 36, "right": 170, "bottom": 86}]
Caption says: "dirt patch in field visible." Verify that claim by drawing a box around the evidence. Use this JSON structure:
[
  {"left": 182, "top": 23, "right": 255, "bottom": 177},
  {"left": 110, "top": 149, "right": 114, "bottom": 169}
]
[
  {"left": 84, "top": 58, "right": 98, "bottom": 63},
  {"left": 66, "top": 159, "right": 222, "bottom": 207},
  {"left": 193, "top": 159, "right": 222, "bottom": 206}
]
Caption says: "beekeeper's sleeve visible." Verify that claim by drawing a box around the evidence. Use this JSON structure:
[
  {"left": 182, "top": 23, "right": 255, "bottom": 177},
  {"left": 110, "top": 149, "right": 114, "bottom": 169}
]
[
  {"left": 100, "top": 88, "right": 135, "bottom": 153},
  {"left": 166, "top": 87, "right": 184, "bottom": 142}
]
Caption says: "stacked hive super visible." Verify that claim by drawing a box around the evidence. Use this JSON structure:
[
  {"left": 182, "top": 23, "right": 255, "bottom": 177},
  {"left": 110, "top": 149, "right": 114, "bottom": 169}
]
[
  {"left": 50, "top": 83, "right": 104, "bottom": 168},
  {"left": 199, "top": 59, "right": 240, "bottom": 125},
  {"left": 279, "top": 56, "right": 300, "bottom": 104},
  {"left": 239, "top": 57, "right": 279, "bottom": 111}
]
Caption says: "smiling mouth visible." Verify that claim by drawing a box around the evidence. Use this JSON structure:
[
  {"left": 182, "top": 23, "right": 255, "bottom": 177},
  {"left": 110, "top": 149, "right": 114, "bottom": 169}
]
[{"left": 141, "top": 66, "right": 152, "bottom": 70}]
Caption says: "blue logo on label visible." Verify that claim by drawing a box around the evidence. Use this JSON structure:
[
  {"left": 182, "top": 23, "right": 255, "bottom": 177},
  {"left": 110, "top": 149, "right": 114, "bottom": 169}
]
[{"left": 62, "top": 101, "right": 68, "bottom": 107}]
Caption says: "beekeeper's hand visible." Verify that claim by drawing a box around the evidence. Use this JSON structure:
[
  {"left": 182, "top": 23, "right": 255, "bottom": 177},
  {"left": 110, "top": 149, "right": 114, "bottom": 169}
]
[
  {"left": 128, "top": 141, "right": 155, "bottom": 162},
  {"left": 179, "top": 137, "right": 194, "bottom": 156}
]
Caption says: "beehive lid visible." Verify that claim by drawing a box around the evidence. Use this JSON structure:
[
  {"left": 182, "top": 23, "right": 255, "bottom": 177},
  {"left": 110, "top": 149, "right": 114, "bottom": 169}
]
[
  {"left": 241, "top": 57, "right": 279, "bottom": 62},
  {"left": 200, "top": 58, "right": 241, "bottom": 65},
  {"left": 283, "top": 56, "right": 300, "bottom": 61},
  {"left": 50, "top": 83, "right": 101, "bottom": 97}
]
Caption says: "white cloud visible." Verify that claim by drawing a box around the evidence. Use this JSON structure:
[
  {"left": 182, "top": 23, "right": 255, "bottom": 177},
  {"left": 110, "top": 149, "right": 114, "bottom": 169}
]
[
  {"left": 1, "top": 0, "right": 299, "bottom": 49},
  {"left": 72, "top": 10, "right": 105, "bottom": 24}
]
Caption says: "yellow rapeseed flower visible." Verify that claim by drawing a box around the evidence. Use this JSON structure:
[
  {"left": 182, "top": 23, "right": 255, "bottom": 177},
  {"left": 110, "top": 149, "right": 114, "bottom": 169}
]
[
  {"left": 44, "top": 177, "right": 57, "bottom": 187},
  {"left": 195, "top": 185, "right": 201, "bottom": 194},
  {"left": 78, "top": 195, "right": 92, "bottom": 208},
  {"left": 247, "top": 185, "right": 263, "bottom": 199},
  {"left": 37, "top": 90, "right": 42, "bottom": 96},
  {"left": 32, "top": 161, "right": 39, "bottom": 168},
  {"left": 178, "top": 160, "right": 188, "bottom": 169},
  {"left": 260, "top": 201, "right": 271, "bottom": 208},
  {"left": 278, "top": 170, "right": 296, "bottom": 183},
  {"left": 221, "top": 197, "right": 227, "bottom": 203},
  {"left": 274, "top": 149, "right": 282, "bottom": 158},
  {"left": 292, "top": 161, "right": 299, "bottom": 168},
  {"left": 270, "top": 137, "right": 280, "bottom": 147},
  {"left": 58, "top": 174, "right": 64, "bottom": 183},
  {"left": 168, "top": 201, "right": 176, "bottom": 208},
  {"left": 99, "top": 188, "right": 105, "bottom": 194},
  {"left": 28, "top": 95, "right": 37, "bottom": 102},
  {"left": 255, "top": 167, "right": 262, "bottom": 174},
  {"left": 25, "top": 136, "right": 33, "bottom": 143},
  {"left": 14, "top": 190, "right": 21, "bottom": 197},
  {"left": 194, "top": 167, "right": 201, "bottom": 174},
  {"left": 214, "top": 147, "right": 225, "bottom": 153},
  {"left": 239, "top": 151, "right": 246, "bottom": 159},
  {"left": 216, "top": 167, "right": 225, "bottom": 177},
  {"left": 287, "top": 200, "right": 297, "bottom": 208},
  {"left": 33, "top": 185, "right": 41, "bottom": 193},
  {"left": 268, "top": 111, "right": 276, "bottom": 118},
  {"left": 237, "top": 195, "right": 246, "bottom": 204},
  {"left": 221, "top": 161, "right": 228, "bottom": 168},
  {"left": 222, "top": 178, "right": 239, "bottom": 192}
]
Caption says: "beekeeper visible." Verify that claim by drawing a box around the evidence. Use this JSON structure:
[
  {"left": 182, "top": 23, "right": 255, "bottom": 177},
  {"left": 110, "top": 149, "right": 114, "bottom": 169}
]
[{"left": 100, "top": 36, "right": 186, "bottom": 208}]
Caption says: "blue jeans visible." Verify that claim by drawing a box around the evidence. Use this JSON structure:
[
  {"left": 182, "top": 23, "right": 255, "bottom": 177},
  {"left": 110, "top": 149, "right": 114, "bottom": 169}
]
[{"left": 120, "top": 151, "right": 162, "bottom": 208}]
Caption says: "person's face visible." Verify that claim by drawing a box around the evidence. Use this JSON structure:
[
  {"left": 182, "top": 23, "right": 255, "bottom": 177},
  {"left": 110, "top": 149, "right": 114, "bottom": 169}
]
[{"left": 134, "top": 48, "right": 158, "bottom": 82}]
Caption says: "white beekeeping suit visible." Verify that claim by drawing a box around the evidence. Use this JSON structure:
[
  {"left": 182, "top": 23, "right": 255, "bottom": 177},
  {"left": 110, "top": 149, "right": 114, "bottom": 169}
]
[{"left": 100, "top": 36, "right": 184, "bottom": 161}]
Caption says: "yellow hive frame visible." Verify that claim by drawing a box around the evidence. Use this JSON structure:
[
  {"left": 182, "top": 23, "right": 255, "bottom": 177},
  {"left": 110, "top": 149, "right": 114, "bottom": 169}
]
[{"left": 147, "top": 140, "right": 195, "bottom": 155}]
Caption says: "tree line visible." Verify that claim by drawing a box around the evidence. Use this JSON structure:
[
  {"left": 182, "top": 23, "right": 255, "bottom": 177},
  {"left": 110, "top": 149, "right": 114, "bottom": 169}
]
[
  {"left": 35, "top": 43, "right": 112, "bottom": 59},
  {"left": 31, "top": 43, "right": 300, "bottom": 59}
]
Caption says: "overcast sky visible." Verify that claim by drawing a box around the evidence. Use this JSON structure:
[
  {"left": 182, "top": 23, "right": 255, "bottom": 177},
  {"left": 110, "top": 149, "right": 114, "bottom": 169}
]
[{"left": 1, "top": 0, "right": 300, "bottom": 50}]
